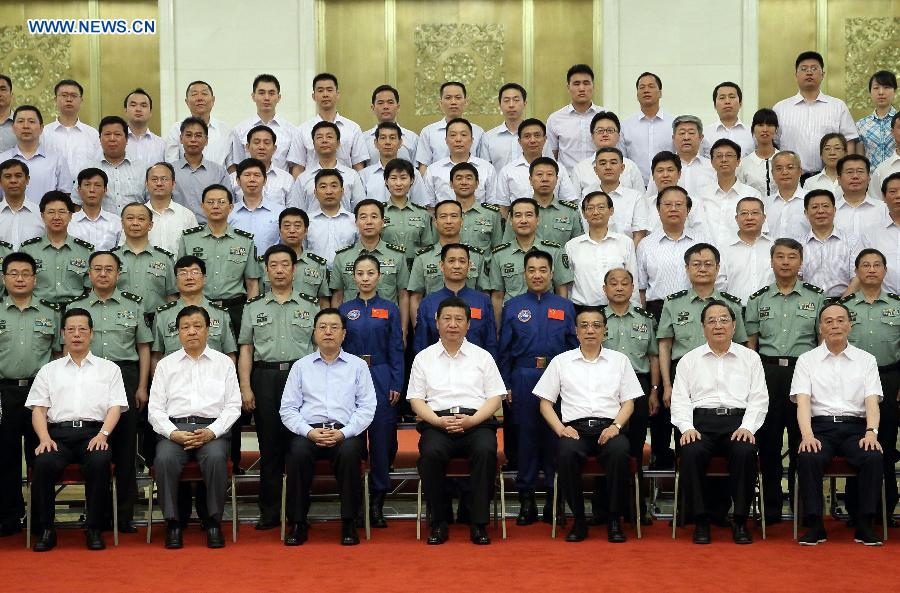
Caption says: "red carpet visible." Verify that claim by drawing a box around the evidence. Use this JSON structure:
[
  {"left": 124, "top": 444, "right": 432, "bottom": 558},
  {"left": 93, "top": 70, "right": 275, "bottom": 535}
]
[{"left": 0, "top": 519, "right": 892, "bottom": 593}]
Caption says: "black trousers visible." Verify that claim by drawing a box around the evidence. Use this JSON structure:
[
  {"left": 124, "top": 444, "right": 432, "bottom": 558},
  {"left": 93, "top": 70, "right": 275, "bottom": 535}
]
[
  {"left": 285, "top": 434, "right": 365, "bottom": 523},
  {"left": 650, "top": 357, "right": 677, "bottom": 468},
  {"left": 32, "top": 425, "right": 111, "bottom": 531},
  {"left": 679, "top": 413, "right": 757, "bottom": 519},
  {"left": 110, "top": 362, "right": 139, "bottom": 523},
  {"left": 417, "top": 422, "right": 497, "bottom": 526},
  {"left": 757, "top": 362, "right": 801, "bottom": 520},
  {"left": 0, "top": 383, "right": 35, "bottom": 527},
  {"left": 798, "top": 419, "right": 883, "bottom": 518},
  {"left": 558, "top": 424, "right": 631, "bottom": 519},
  {"left": 251, "top": 366, "right": 293, "bottom": 524}
]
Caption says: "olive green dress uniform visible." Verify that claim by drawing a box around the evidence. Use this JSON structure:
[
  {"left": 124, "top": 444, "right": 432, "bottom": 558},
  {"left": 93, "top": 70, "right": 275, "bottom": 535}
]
[
  {"left": 0, "top": 297, "right": 60, "bottom": 529},
  {"left": 259, "top": 251, "right": 330, "bottom": 300},
  {"left": 488, "top": 239, "right": 573, "bottom": 300},
  {"left": 502, "top": 199, "right": 584, "bottom": 245},
  {"left": 20, "top": 236, "right": 94, "bottom": 305},
  {"left": 407, "top": 243, "right": 490, "bottom": 294},
  {"left": 67, "top": 288, "right": 152, "bottom": 526},
  {"left": 330, "top": 239, "right": 410, "bottom": 302},
  {"left": 843, "top": 290, "right": 900, "bottom": 515},
  {"left": 151, "top": 298, "right": 237, "bottom": 356},
  {"left": 238, "top": 290, "right": 318, "bottom": 525},
  {"left": 745, "top": 281, "right": 825, "bottom": 521},
  {"left": 460, "top": 203, "right": 504, "bottom": 251},
  {"left": 383, "top": 200, "right": 434, "bottom": 267},
  {"left": 112, "top": 244, "right": 177, "bottom": 315}
]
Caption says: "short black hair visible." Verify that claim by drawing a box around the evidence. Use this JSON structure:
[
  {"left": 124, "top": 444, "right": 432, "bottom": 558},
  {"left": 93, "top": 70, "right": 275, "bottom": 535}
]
[
  {"left": 701, "top": 299, "right": 736, "bottom": 323},
  {"left": 2, "top": 251, "right": 36, "bottom": 274},
  {"left": 54, "top": 79, "right": 84, "bottom": 96},
  {"left": 98, "top": 115, "right": 128, "bottom": 135},
  {"left": 582, "top": 191, "right": 613, "bottom": 210},
  {"left": 175, "top": 255, "right": 206, "bottom": 275},
  {"left": 882, "top": 171, "right": 900, "bottom": 196},
  {"left": 383, "top": 158, "right": 414, "bottom": 180},
  {"left": 121, "top": 202, "right": 153, "bottom": 220},
  {"left": 498, "top": 82, "right": 527, "bottom": 102},
  {"left": 0, "top": 74, "right": 11, "bottom": 91},
  {"left": 869, "top": 70, "right": 898, "bottom": 91},
  {"left": 263, "top": 243, "right": 297, "bottom": 265},
  {"left": 590, "top": 111, "right": 621, "bottom": 134},
  {"left": 440, "top": 81, "right": 467, "bottom": 97},
  {"left": 354, "top": 253, "right": 380, "bottom": 273},
  {"left": 314, "top": 168, "right": 344, "bottom": 187},
  {"left": 445, "top": 117, "right": 473, "bottom": 135},
  {"left": 594, "top": 146, "right": 623, "bottom": 161},
  {"left": 710, "top": 138, "right": 741, "bottom": 158},
  {"left": 510, "top": 197, "right": 539, "bottom": 216},
  {"left": 371, "top": 84, "right": 399, "bottom": 104},
  {"left": 39, "top": 191, "right": 74, "bottom": 213},
  {"left": 855, "top": 248, "right": 886, "bottom": 268},
  {"left": 529, "top": 156, "right": 558, "bottom": 176},
  {"left": 14, "top": 105, "right": 43, "bottom": 125},
  {"left": 279, "top": 207, "right": 310, "bottom": 228},
  {"left": 354, "top": 198, "right": 385, "bottom": 218},
  {"left": 450, "top": 161, "right": 479, "bottom": 182},
  {"left": 312, "top": 120, "right": 341, "bottom": 141},
  {"left": 176, "top": 304, "right": 210, "bottom": 327},
  {"left": 434, "top": 199, "right": 463, "bottom": 216},
  {"left": 375, "top": 121, "right": 402, "bottom": 139},
  {"left": 201, "top": 184, "right": 234, "bottom": 204},
  {"left": 803, "top": 188, "right": 836, "bottom": 209},
  {"left": 0, "top": 158, "right": 28, "bottom": 176},
  {"left": 123, "top": 87, "right": 153, "bottom": 109},
  {"left": 312, "top": 72, "right": 339, "bottom": 90},
  {"left": 185, "top": 80, "right": 214, "bottom": 97},
  {"left": 246, "top": 124, "right": 275, "bottom": 144},
  {"left": 656, "top": 185, "right": 692, "bottom": 210},
  {"left": 684, "top": 242, "right": 720, "bottom": 265},
  {"left": 566, "top": 64, "right": 594, "bottom": 83},
  {"left": 181, "top": 116, "right": 209, "bottom": 136},
  {"left": 77, "top": 167, "right": 108, "bottom": 187},
  {"left": 575, "top": 305, "right": 606, "bottom": 324},
  {"left": 436, "top": 295, "right": 470, "bottom": 320},
  {"left": 795, "top": 51, "right": 824, "bottom": 69},
  {"left": 88, "top": 250, "right": 122, "bottom": 269},
  {"left": 636, "top": 72, "right": 662, "bottom": 89},
  {"left": 253, "top": 73, "right": 281, "bottom": 92},
  {"left": 517, "top": 118, "right": 546, "bottom": 138},
  {"left": 712, "top": 81, "right": 743, "bottom": 104},
  {"left": 771, "top": 237, "right": 803, "bottom": 258},
  {"left": 751, "top": 108, "right": 779, "bottom": 132},
  {"left": 440, "top": 242, "right": 469, "bottom": 261},
  {"left": 736, "top": 196, "right": 765, "bottom": 213},
  {"left": 524, "top": 249, "right": 553, "bottom": 270},
  {"left": 236, "top": 157, "right": 267, "bottom": 179},
  {"left": 652, "top": 150, "right": 682, "bottom": 173},
  {"left": 314, "top": 307, "right": 346, "bottom": 329},
  {"left": 62, "top": 307, "right": 93, "bottom": 329},
  {"left": 836, "top": 154, "right": 870, "bottom": 176},
  {"left": 145, "top": 161, "right": 175, "bottom": 181},
  {"left": 603, "top": 267, "right": 633, "bottom": 283}
]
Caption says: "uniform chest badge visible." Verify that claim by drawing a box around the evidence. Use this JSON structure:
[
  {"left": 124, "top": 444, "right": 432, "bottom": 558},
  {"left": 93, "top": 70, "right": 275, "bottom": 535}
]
[
  {"left": 632, "top": 323, "right": 647, "bottom": 333},
  {"left": 347, "top": 309, "right": 361, "bottom": 320},
  {"left": 192, "top": 247, "right": 203, "bottom": 256},
  {"left": 517, "top": 309, "right": 532, "bottom": 323},
  {"left": 34, "top": 317, "right": 52, "bottom": 328},
  {"left": 677, "top": 311, "right": 690, "bottom": 322},
  {"left": 167, "top": 321, "right": 177, "bottom": 333},
  {"left": 425, "top": 263, "right": 439, "bottom": 275},
  {"left": 229, "top": 247, "right": 247, "bottom": 257},
  {"left": 503, "top": 263, "right": 515, "bottom": 274},
  {"left": 798, "top": 302, "right": 815, "bottom": 311},
  {"left": 344, "top": 263, "right": 355, "bottom": 273},
  {"left": 70, "top": 258, "right": 87, "bottom": 268},
  {"left": 256, "top": 313, "right": 269, "bottom": 323},
  {"left": 0, "top": 320, "right": 6, "bottom": 330},
  {"left": 211, "top": 319, "right": 220, "bottom": 329},
  {"left": 555, "top": 217, "right": 569, "bottom": 224},
  {"left": 294, "top": 310, "right": 311, "bottom": 320},
  {"left": 117, "top": 310, "right": 136, "bottom": 320},
  {"left": 149, "top": 261, "right": 167, "bottom": 271},
  {"left": 304, "top": 268, "right": 320, "bottom": 279},
  {"left": 883, "top": 308, "right": 899, "bottom": 317}
]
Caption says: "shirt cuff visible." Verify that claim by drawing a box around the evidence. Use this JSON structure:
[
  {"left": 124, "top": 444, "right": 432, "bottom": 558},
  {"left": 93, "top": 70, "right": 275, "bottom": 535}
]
[
  {"left": 297, "top": 421, "right": 315, "bottom": 439},
  {"left": 206, "top": 419, "right": 227, "bottom": 439},
  {"left": 158, "top": 419, "right": 178, "bottom": 440}
]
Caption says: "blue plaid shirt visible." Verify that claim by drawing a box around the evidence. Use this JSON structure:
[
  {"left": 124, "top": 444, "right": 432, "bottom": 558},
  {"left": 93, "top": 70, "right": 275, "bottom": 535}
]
[{"left": 856, "top": 106, "right": 897, "bottom": 168}]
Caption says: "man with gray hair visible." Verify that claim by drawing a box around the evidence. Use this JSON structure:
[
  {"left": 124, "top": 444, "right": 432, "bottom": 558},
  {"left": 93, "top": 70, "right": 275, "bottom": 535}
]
[
  {"left": 646, "top": 116, "right": 715, "bottom": 198},
  {"left": 764, "top": 150, "right": 808, "bottom": 241}
]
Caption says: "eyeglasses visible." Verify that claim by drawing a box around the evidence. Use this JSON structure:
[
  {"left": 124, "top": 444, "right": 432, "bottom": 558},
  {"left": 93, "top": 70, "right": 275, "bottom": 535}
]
[
  {"left": 176, "top": 270, "right": 203, "bottom": 277},
  {"left": 577, "top": 321, "right": 605, "bottom": 329},
  {"left": 90, "top": 266, "right": 117, "bottom": 274},
  {"left": 56, "top": 92, "right": 81, "bottom": 100},
  {"left": 797, "top": 66, "right": 821, "bottom": 73},
  {"left": 3, "top": 271, "right": 34, "bottom": 279},
  {"left": 703, "top": 316, "right": 733, "bottom": 326},
  {"left": 592, "top": 127, "right": 618, "bottom": 135},
  {"left": 316, "top": 323, "right": 342, "bottom": 332},
  {"left": 583, "top": 205, "right": 609, "bottom": 213},
  {"left": 689, "top": 261, "right": 717, "bottom": 269},
  {"left": 148, "top": 176, "right": 171, "bottom": 183},
  {"left": 203, "top": 198, "right": 230, "bottom": 206}
]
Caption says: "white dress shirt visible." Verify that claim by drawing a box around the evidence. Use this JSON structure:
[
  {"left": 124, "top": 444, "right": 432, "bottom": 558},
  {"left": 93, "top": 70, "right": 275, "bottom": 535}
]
[
  {"left": 93, "top": 157, "right": 148, "bottom": 214},
  {"left": 800, "top": 227, "right": 863, "bottom": 297},
  {"left": 533, "top": 346, "right": 643, "bottom": 423},
  {"left": 670, "top": 342, "right": 768, "bottom": 434},
  {"left": 495, "top": 156, "right": 577, "bottom": 205},
  {"left": 422, "top": 156, "right": 499, "bottom": 207},
  {"left": 565, "top": 231, "right": 637, "bottom": 305},
  {"left": 736, "top": 151, "right": 776, "bottom": 197},
  {"left": 148, "top": 346, "right": 242, "bottom": 438},
  {"left": 834, "top": 195, "right": 889, "bottom": 236},
  {"left": 862, "top": 218, "right": 900, "bottom": 293},
  {"left": 415, "top": 118, "right": 486, "bottom": 167},
  {"left": 546, "top": 103, "right": 604, "bottom": 173},
  {"left": 407, "top": 339, "right": 506, "bottom": 412},
  {"left": 229, "top": 114, "right": 299, "bottom": 171},
  {"left": 870, "top": 152, "right": 900, "bottom": 198},
  {"left": 773, "top": 92, "right": 859, "bottom": 172},
  {"left": 362, "top": 123, "right": 419, "bottom": 165},
  {"left": 305, "top": 208, "right": 357, "bottom": 268},
  {"left": 147, "top": 198, "right": 199, "bottom": 255},
  {"left": 621, "top": 109, "right": 675, "bottom": 182},
  {"left": 802, "top": 170, "right": 841, "bottom": 195},
  {"left": 700, "top": 119, "right": 755, "bottom": 158},
  {"left": 695, "top": 180, "right": 763, "bottom": 246},
  {"left": 646, "top": 155, "right": 716, "bottom": 199},
  {"left": 765, "top": 188, "right": 809, "bottom": 241},
  {"left": 165, "top": 117, "right": 233, "bottom": 167},
  {"left": 603, "top": 184, "right": 650, "bottom": 237},
  {"left": 230, "top": 166, "right": 294, "bottom": 207},
  {"left": 571, "top": 155, "right": 646, "bottom": 197},
  {"left": 288, "top": 162, "right": 366, "bottom": 213},
  {"left": 790, "top": 342, "right": 882, "bottom": 416},
  {"left": 717, "top": 233, "right": 775, "bottom": 305},
  {"left": 294, "top": 113, "right": 369, "bottom": 170},
  {"left": 40, "top": 119, "right": 102, "bottom": 179},
  {"left": 68, "top": 209, "right": 123, "bottom": 251},
  {"left": 477, "top": 122, "right": 553, "bottom": 173},
  {"left": 636, "top": 228, "right": 704, "bottom": 301},
  {"left": 359, "top": 161, "right": 429, "bottom": 206},
  {"left": 26, "top": 353, "right": 128, "bottom": 423},
  {"left": 126, "top": 128, "right": 166, "bottom": 164},
  {"left": 0, "top": 199, "right": 44, "bottom": 248}
]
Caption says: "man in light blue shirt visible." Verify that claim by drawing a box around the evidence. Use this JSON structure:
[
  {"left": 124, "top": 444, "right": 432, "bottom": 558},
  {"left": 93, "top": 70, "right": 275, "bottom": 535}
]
[
  {"left": 280, "top": 308, "right": 376, "bottom": 547},
  {"left": 227, "top": 158, "right": 280, "bottom": 252}
]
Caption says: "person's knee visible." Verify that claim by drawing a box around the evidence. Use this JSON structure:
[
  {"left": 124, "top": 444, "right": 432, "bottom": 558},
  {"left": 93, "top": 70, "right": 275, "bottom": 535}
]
[
  {"left": 84, "top": 449, "right": 112, "bottom": 468},
  {"left": 32, "top": 451, "right": 60, "bottom": 472},
  {"left": 732, "top": 441, "right": 758, "bottom": 460},
  {"left": 335, "top": 437, "right": 364, "bottom": 462}
]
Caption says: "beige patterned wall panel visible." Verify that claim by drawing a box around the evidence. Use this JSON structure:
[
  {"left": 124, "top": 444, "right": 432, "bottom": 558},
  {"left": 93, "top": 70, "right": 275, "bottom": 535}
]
[{"left": 0, "top": 26, "right": 71, "bottom": 120}]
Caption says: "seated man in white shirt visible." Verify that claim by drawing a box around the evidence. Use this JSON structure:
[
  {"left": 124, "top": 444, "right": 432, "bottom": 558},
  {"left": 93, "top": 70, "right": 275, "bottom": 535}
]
[
  {"left": 701, "top": 82, "right": 755, "bottom": 158},
  {"left": 570, "top": 111, "right": 645, "bottom": 197},
  {"left": 408, "top": 296, "right": 505, "bottom": 546},
  {"left": 69, "top": 168, "right": 122, "bottom": 251},
  {"left": 148, "top": 305, "right": 242, "bottom": 550},
  {"left": 230, "top": 125, "right": 293, "bottom": 207},
  {"left": 671, "top": 300, "right": 767, "bottom": 545},
  {"left": 834, "top": 154, "right": 889, "bottom": 235},
  {"left": 792, "top": 302, "right": 884, "bottom": 546},
  {"left": 698, "top": 138, "right": 763, "bottom": 246},
  {"left": 533, "top": 305, "right": 642, "bottom": 543},
  {"left": 26, "top": 307, "right": 127, "bottom": 552}
]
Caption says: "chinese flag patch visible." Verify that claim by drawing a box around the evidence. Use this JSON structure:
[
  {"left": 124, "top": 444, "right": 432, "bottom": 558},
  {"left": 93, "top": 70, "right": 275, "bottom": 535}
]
[
  {"left": 371, "top": 308, "right": 389, "bottom": 319},
  {"left": 548, "top": 308, "right": 565, "bottom": 320},
  {"left": 471, "top": 307, "right": 482, "bottom": 319}
]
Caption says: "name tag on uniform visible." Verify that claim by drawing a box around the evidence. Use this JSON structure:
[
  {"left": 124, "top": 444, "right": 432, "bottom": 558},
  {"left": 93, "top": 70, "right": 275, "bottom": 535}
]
[
  {"left": 632, "top": 323, "right": 648, "bottom": 333},
  {"left": 229, "top": 247, "right": 247, "bottom": 257},
  {"left": 798, "top": 302, "right": 815, "bottom": 311},
  {"left": 883, "top": 308, "right": 899, "bottom": 317},
  {"left": 371, "top": 308, "right": 389, "bottom": 319},
  {"left": 548, "top": 308, "right": 565, "bottom": 320},
  {"left": 677, "top": 311, "right": 690, "bottom": 322},
  {"left": 471, "top": 307, "right": 482, "bottom": 319}
]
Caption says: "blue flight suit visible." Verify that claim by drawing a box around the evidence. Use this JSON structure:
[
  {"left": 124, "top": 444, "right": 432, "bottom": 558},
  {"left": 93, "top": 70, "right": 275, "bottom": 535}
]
[
  {"left": 339, "top": 295, "right": 404, "bottom": 494},
  {"left": 413, "top": 287, "right": 497, "bottom": 357},
  {"left": 498, "top": 291, "right": 578, "bottom": 493}
]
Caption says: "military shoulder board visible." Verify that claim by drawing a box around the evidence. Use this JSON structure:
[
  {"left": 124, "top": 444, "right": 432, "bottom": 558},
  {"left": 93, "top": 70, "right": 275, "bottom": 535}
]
[
  {"left": 0, "top": 239, "right": 12, "bottom": 250},
  {"left": 748, "top": 286, "right": 768, "bottom": 300},
  {"left": 492, "top": 242, "right": 510, "bottom": 254},
  {"left": 540, "top": 240, "right": 561, "bottom": 249},
  {"left": 154, "top": 245, "right": 175, "bottom": 259},
  {"left": 720, "top": 292, "right": 742, "bottom": 305},
  {"left": 72, "top": 237, "right": 95, "bottom": 250},
  {"left": 667, "top": 290, "right": 688, "bottom": 301},
  {"left": 39, "top": 299, "right": 61, "bottom": 311},
  {"left": 233, "top": 228, "right": 254, "bottom": 240},
  {"left": 889, "top": 293, "right": 900, "bottom": 302},
  {"left": 183, "top": 226, "right": 203, "bottom": 235},
  {"left": 335, "top": 244, "right": 354, "bottom": 254},
  {"left": 121, "top": 291, "right": 143, "bottom": 303},
  {"left": 307, "top": 252, "right": 327, "bottom": 265},
  {"left": 298, "top": 292, "right": 318, "bottom": 305},
  {"left": 156, "top": 300, "right": 178, "bottom": 313},
  {"left": 21, "top": 236, "right": 42, "bottom": 246},
  {"left": 558, "top": 200, "right": 577, "bottom": 210},
  {"left": 386, "top": 243, "right": 406, "bottom": 253},
  {"left": 245, "top": 294, "right": 264, "bottom": 305},
  {"left": 802, "top": 282, "right": 824, "bottom": 294},
  {"left": 416, "top": 244, "right": 434, "bottom": 256},
  {"left": 634, "top": 306, "right": 653, "bottom": 319},
  {"left": 481, "top": 203, "right": 500, "bottom": 212},
  {"left": 468, "top": 245, "right": 485, "bottom": 255}
]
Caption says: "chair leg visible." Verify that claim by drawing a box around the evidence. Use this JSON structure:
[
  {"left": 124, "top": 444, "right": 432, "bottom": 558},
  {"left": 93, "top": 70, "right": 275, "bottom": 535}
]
[
  {"left": 112, "top": 476, "right": 119, "bottom": 546},
  {"left": 792, "top": 473, "right": 799, "bottom": 540},
  {"left": 231, "top": 475, "right": 237, "bottom": 543},
  {"left": 364, "top": 471, "right": 371, "bottom": 541},
  {"left": 551, "top": 474, "right": 558, "bottom": 539},
  {"left": 416, "top": 478, "right": 422, "bottom": 541},
  {"left": 634, "top": 472, "right": 642, "bottom": 540},
  {"left": 280, "top": 474, "right": 286, "bottom": 542},
  {"left": 25, "top": 481, "right": 31, "bottom": 549},
  {"left": 671, "top": 470, "right": 679, "bottom": 540},
  {"left": 758, "top": 472, "right": 766, "bottom": 541},
  {"left": 146, "top": 479, "right": 153, "bottom": 544},
  {"left": 500, "top": 471, "right": 507, "bottom": 540}
]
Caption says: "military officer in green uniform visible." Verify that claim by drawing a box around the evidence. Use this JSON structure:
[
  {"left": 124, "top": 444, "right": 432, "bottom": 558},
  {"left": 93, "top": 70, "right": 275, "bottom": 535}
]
[
  {"left": 450, "top": 162, "right": 503, "bottom": 252},
  {"left": 177, "top": 184, "right": 261, "bottom": 338},
  {"left": 489, "top": 197, "right": 573, "bottom": 326},
  {"left": 502, "top": 157, "right": 583, "bottom": 245},
  {"left": 382, "top": 158, "right": 434, "bottom": 268},
  {"left": 114, "top": 202, "right": 178, "bottom": 322},
  {"left": 20, "top": 192, "right": 93, "bottom": 306},
  {"left": 0, "top": 252, "right": 61, "bottom": 536},
  {"left": 745, "top": 237, "right": 825, "bottom": 523},
  {"left": 266, "top": 207, "right": 330, "bottom": 307},
  {"left": 238, "top": 244, "right": 318, "bottom": 529},
  {"left": 67, "top": 250, "right": 153, "bottom": 532},
  {"left": 841, "top": 248, "right": 900, "bottom": 519}
]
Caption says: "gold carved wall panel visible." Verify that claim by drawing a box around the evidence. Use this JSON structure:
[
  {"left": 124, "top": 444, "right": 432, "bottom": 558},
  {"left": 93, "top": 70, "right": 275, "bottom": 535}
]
[
  {"left": 0, "top": 26, "right": 71, "bottom": 119},
  {"left": 844, "top": 17, "right": 900, "bottom": 113}
]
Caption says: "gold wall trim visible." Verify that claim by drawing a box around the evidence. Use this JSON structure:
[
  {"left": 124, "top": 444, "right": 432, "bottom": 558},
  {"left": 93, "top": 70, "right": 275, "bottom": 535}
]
[
  {"left": 385, "top": 0, "right": 397, "bottom": 86},
  {"left": 816, "top": 0, "right": 828, "bottom": 93},
  {"left": 592, "top": 0, "right": 602, "bottom": 74},
  {"left": 315, "top": 0, "right": 326, "bottom": 73},
  {"left": 522, "top": 0, "right": 534, "bottom": 117},
  {"left": 87, "top": 0, "right": 101, "bottom": 124}
]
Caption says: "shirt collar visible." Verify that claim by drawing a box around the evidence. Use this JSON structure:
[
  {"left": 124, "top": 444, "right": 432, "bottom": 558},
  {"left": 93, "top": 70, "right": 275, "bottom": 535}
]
[
  {"left": 64, "top": 352, "right": 97, "bottom": 367},
  {"left": 711, "top": 118, "right": 746, "bottom": 131},
  {"left": 234, "top": 198, "right": 276, "bottom": 213},
  {"left": 566, "top": 103, "right": 601, "bottom": 115},
  {"left": 312, "top": 348, "right": 350, "bottom": 364},
  {"left": 816, "top": 341, "right": 856, "bottom": 361},
  {"left": 574, "top": 346, "right": 609, "bottom": 363},
  {"left": 0, "top": 199, "right": 39, "bottom": 213},
  {"left": 792, "top": 91, "right": 828, "bottom": 104}
]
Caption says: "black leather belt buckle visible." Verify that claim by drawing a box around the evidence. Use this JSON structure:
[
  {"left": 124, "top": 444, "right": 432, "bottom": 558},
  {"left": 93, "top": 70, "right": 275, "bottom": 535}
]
[
  {"left": 535, "top": 356, "right": 548, "bottom": 369},
  {"left": 210, "top": 300, "right": 223, "bottom": 307},
  {"left": 586, "top": 419, "right": 602, "bottom": 427}
]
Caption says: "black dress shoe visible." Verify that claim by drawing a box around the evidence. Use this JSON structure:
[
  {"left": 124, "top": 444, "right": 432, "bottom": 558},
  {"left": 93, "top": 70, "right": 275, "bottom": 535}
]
[
  {"left": 470, "top": 524, "right": 491, "bottom": 545},
  {"left": 798, "top": 525, "right": 827, "bottom": 545},
  {"left": 284, "top": 522, "right": 308, "bottom": 546},
  {"left": 165, "top": 522, "right": 183, "bottom": 549},
  {"left": 86, "top": 529, "right": 106, "bottom": 550},
  {"left": 732, "top": 522, "right": 752, "bottom": 545},
  {"left": 341, "top": 519, "right": 360, "bottom": 545},
  {"left": 516, "top": 492, "right": 538, "bottom": 526},
  {"left": 33, "top": 528, "right": 57, "bottom": 552},
  {"left": 692, "top": 521, "right": 711, "bottom": 544},
  {"left": 427, "top": 522, "right": 449, "bottom": 545},
  {"left": 565, "top": 518, "right": 588, "bottom": 542},
  {"left": 206, "top": 525, "right": 225, "bottom": 548},
  {"left": 255, "top": 519, "right": 279, "bottom": 531},
  {"left": 370, "top": 492, "right": 388, "bottom": 528},
  {"left": 607, "top": 518, "right": 627, "bottom": 543},
  {"left": 117, "top": 521, "right": 138, "bottom": 534}
]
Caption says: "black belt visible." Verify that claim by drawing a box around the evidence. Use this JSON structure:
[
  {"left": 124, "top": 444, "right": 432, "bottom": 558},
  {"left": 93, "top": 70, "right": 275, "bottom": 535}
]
[
  {"left": 567, "top": 417, "right": 613, "bottom": 430},
  {"left": 436, "top": 407, "right": 478, "bottom": 417},
  {"left": 169, "top": 416, "right": 215, "bottom": 425},
  {"left": 812, "top": 415, "right": 865, "bottom": 424},
  {"left": 50, "top": 420, "right": 103, "bottom": 429},
  {"left": 514, "top": 356, "right": 551, "bottom": 369},
  {"left": 694, "top": 407, "right": 745, "bottom": 417},
  {"left": 0, "top": 377, "right": 34, "bottom": 387},
  {"left": 309, "top": 422, "right": 345, "bottom": 429},
  {"left": 878, "top": 362, "right": 899, "bottom": 373},
  {"left": 254, "top": 361, "right": 295, "bottom": 371},
  {"left": 114, "top": 360, "right": 139, "bottom": 368},
  {"left": 760, "top": 355, "right": 798, "bottom": 367},
  {"left": 210, "top": 295, "right": 247, "bottom": 308}
]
